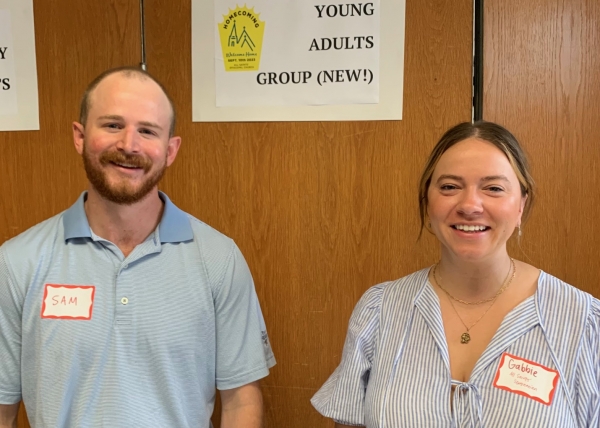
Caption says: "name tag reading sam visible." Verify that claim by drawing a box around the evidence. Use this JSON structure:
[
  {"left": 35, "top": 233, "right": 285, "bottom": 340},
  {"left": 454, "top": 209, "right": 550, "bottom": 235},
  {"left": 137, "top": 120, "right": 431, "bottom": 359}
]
[
  {"left": 493, "top": 352, "right": 559, "bottom": 405},
  {"left": 41, "top": 284, "right": 95, "bottom": 320}
]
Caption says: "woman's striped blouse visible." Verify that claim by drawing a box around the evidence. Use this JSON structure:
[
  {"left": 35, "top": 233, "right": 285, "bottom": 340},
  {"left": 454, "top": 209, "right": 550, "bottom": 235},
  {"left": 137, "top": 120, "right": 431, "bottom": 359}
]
[{"left": 312, "top": 268, "right": 600, "bottom": 428}]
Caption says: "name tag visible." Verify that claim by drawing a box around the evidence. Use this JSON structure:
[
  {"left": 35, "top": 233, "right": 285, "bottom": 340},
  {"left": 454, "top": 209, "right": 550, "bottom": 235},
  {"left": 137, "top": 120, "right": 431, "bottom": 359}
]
[
  {"left": 493, "top": 352, "right": 559, "bottom": 405},
  {"left": 41, "top": 284, "right": 95, "bottom": 320}
]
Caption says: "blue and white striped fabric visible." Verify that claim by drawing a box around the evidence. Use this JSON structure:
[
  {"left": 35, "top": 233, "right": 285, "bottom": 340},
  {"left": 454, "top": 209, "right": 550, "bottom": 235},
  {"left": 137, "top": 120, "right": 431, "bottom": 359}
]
[
  {"left": 311, "top": 268, "right": 600, "bottom": 427},
  {"left": 0, "top": 192, "right": 275, "bottom": 428}
]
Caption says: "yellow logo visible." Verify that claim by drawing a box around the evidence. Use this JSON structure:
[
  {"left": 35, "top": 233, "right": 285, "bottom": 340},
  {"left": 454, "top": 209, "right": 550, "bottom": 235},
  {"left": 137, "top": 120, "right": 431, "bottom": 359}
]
[{"left": 218, "top": 5, "right": 265, "bottom": 72}]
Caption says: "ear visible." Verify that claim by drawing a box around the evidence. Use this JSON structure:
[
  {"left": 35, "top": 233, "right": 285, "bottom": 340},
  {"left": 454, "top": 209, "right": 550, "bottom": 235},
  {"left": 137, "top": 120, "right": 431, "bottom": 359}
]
[
  {"left": 72, "top": 122, "right": 85, "bottom": 155},
  {"left": 424, "top": 206, "right": 434, "bottom": 233},
  {"left": 517, "top": 193, "right": 528, "bottom": 221},
  {"left": 165, "top": 136, "right": 182, "bottom": 167}
]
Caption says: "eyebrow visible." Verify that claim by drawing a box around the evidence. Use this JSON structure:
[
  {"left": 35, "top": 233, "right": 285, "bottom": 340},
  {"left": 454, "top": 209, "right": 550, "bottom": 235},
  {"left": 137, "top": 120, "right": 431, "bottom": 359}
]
[
  {"left": 96, "top": 115, "right": 163, "bottom": 131},
  {"left": 435, "top": 174, "right": 511, "bottom": 183},
  {"left": 481, "top": 175, "right": 511, "bottom": 183},
  {"left": 435, "top": 174, "right": 462, "bottom": 183}
]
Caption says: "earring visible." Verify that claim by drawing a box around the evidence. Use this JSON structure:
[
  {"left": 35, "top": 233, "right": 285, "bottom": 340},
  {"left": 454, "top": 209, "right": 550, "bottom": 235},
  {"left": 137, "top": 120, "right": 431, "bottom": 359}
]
[{"left": 518, "top": 225, "right": 521, "bottom": 237}]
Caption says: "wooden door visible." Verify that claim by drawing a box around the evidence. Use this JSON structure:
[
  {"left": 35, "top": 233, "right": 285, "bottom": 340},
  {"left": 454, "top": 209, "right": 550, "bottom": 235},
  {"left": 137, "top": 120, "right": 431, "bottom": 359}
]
[{"left": 484, "top": 0, "right": 600, "bottom": 298}]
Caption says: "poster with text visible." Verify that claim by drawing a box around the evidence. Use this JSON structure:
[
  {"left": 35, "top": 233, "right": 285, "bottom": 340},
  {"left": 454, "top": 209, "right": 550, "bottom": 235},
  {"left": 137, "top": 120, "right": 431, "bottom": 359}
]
[
  {"left": 0, "top": 0, "right": 38, "bottom": 131},
  {"left": 192, "top": 1, "right": 405, "bottom": 122}
]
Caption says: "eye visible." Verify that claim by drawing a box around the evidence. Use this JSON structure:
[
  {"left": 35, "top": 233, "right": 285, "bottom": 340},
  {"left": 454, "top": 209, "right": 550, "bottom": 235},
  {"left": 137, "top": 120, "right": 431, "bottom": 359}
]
[
  {"left": 139, "top": 128, "right": 157, "bottom": 136},
  {"left": 440, "top": 183, "right": 459, "bottom": 191},
  {"left": 486, "top": 186, "right": 505, "bottom": 193},
  {"left": 103, "top": 123, "right": 122, "bottom": 130}
]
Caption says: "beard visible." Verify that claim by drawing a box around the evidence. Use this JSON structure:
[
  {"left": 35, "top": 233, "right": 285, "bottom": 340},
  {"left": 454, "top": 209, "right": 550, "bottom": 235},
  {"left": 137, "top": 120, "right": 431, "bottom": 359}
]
[{"left": 82, "top": 143, "right": 167, "bottom": 205}]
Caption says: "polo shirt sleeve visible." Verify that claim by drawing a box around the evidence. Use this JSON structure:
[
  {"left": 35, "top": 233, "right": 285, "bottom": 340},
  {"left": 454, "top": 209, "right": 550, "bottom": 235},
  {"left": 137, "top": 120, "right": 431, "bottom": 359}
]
[
  {"left": 213, "top": 242, "right": 276, "bottom": 390},
  {"left": 311, "top": 283, "right": 385, "bottom": 426},
  {"left": 0, "top": 247, "right": 23, "bottom": 405}
]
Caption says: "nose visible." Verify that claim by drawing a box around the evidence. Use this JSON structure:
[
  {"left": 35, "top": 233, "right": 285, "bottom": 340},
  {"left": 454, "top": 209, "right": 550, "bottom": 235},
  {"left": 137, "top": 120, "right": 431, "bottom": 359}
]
[
  {"left": 457, "top": 187, "right": 483, "bottom": 216},
  {"left": 115, "top": 126, "right": 140, "bottom": 153}
]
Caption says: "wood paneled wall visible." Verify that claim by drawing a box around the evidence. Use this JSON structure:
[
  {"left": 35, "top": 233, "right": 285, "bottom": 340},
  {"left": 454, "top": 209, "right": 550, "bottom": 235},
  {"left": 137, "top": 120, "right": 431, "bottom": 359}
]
[
  {"left": 148, "top": 1, "right": 472, "bottom": 426},
  {"left": 4, "top": 0, "right": 472, "bottom": 426},
  {"left": 484, "top": 0, "right": 600, "bottom": 298},
  {"left": 6, "top": 0, "right": 579, "bottom": 427}
]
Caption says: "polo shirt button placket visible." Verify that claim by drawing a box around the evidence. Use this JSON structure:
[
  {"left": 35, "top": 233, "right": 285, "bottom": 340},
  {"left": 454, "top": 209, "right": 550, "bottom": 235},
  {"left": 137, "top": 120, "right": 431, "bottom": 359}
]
[{"left": 115, "top": 261, "right": 132, "bottom": 326}]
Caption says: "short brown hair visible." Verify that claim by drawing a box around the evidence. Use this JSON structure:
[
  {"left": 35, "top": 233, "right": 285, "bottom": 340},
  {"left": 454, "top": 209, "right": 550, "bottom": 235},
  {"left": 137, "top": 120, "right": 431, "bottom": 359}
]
[
  {"left": 79, "top": 66, "right": 176, "bottom": 137},
  {"left": 418, "top": 121, "right": 535, "bottom": 237}
]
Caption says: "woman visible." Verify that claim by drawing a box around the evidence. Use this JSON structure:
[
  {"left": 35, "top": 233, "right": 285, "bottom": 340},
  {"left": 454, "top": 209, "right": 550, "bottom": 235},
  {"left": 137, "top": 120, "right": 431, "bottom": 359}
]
[{"left": 311, "top": 121, "right": 599, "bottom": 427}]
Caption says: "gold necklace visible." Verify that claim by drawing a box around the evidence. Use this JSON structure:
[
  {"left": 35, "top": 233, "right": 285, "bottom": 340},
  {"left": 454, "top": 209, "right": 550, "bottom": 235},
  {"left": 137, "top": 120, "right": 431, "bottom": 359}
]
[
  {"left": 432, "top": 259, "right": 516, "bottom": 344},
  {"left": 433, "top": 258, "right": 515, "bottom": 305}
]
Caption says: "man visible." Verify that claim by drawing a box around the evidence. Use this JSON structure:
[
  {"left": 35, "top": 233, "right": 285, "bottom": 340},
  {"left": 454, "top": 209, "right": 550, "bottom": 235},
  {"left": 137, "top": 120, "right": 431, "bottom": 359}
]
[{"left": 0, "top": 67, "right": 275, "bottom": 428}]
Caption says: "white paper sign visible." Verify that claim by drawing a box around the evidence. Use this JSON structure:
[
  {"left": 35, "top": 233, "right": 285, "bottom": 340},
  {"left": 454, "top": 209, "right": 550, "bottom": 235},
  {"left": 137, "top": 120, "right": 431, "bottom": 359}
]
[
  {"left": 192, "top": 0, "right": 405, "bottom": 121},
  {"left": 0, "top": 10, "right": 17, "bottom": 116},
  {"left": 0, "top": 0, "right": 39, "bottom": 131},
  {"left": 214, "top": 2, "right": 379, "bottom": 107}
]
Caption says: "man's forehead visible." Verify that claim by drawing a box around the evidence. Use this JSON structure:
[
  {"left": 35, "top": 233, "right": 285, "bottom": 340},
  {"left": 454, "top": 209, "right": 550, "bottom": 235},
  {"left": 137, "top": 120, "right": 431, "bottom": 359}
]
[
  {"left": 89, "top": 72, "right": 172, "bottom": 116},
  {"left": 93, "top": 72, "right": 163, "bottom": 100}
]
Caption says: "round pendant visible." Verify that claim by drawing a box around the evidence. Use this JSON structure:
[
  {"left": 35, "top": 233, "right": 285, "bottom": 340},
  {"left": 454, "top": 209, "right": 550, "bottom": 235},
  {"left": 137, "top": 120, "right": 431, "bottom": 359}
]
[{"left": 460, "top": 332, "right": 471, "bottom": 344}]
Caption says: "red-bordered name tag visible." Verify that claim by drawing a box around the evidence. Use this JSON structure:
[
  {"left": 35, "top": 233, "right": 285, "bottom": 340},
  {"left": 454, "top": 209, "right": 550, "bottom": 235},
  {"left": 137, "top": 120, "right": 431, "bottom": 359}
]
[
  {"left": 493, "top": 352, "right": 559, "bottom": 405},
  {"left": 40, "top": 284, "right": 95, "bottom": 320}
]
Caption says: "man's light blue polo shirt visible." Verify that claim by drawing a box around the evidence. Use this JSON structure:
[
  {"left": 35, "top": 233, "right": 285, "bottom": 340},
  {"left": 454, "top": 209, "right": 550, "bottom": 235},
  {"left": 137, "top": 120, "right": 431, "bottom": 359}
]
[{"left": 0, "top": 192, "right": 276, "bottom": 427}]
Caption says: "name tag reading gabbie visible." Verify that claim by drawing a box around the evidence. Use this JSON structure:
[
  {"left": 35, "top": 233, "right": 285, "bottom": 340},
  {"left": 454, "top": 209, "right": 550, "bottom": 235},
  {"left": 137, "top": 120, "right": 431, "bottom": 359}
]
[
  {"left": 41, "top": 284, "right": 95, "bottom": 320},
  {"left": 493, "top": 352, "right": 559, "bottom": 405}
]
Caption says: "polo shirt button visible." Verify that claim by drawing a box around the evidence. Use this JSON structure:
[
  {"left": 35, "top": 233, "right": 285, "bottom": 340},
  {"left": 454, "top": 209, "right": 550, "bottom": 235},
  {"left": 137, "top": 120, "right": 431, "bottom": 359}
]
[
  {"left": 123, "top": 264, "right": 129, "bottom": 269},
  {"left": 121, "top": 297, "right": 129, "bottom": 305}
]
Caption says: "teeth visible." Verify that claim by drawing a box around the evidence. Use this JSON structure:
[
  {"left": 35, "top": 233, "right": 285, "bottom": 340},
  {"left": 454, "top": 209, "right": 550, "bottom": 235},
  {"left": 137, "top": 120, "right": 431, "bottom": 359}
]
[{"left": 455, "top": 225, "right": 487, "bottom": 231}]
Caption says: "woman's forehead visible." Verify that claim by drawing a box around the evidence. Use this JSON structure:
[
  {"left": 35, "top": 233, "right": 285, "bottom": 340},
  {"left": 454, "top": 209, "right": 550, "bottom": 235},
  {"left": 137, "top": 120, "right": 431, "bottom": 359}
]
[{"left": 433, "top": 138, "right": 517, "bottom": 179}]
